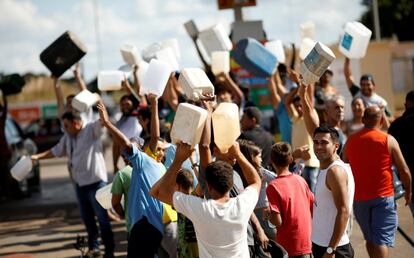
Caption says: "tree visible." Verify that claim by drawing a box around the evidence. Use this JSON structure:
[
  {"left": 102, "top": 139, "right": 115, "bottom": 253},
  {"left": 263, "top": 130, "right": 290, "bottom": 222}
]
[{"left": 360, "top": 0, "right": 414, "bottom": 41}]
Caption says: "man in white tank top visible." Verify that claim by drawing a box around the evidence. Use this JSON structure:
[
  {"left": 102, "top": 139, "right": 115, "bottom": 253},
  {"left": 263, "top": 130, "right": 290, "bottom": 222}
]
[{"left": 311, "top": 125, "right": 355, "bottom": 258}]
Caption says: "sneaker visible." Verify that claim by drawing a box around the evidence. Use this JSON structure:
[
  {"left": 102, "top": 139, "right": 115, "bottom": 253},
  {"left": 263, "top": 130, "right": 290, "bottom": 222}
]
[{"left": 86, "top": 249, "right": 102, "bottom": 258}]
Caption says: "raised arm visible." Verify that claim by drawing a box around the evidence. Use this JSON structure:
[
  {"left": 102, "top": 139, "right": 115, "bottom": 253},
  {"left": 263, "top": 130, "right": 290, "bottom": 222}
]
[
  {"left": 389, "top": 135, "right": 412, "bottom": 205},
  {"left": 326, "top": 165, "right": 350, "bottom": 250},
  {"left": 267, "top": 71, "right": 282, "bottom": 108},
  {"left": 148, "top": 94, "right": 159, "bottom": 154},
  {"left": 299, "top": 84, "right": 320, "bottom": 136},
  {"left": 344, "top": 58, "right": 355, "bottom": 90},
  {"left": 199, "top": 98, "right": 214, "bottom": 170},
  {"left": 150, "top": 142, "right": 193, "bottom": 205},
  {"left": 73, "top": 63, "right": 87, "bottom": 91},
  {"left": 220, "top": 73, "right": 244, "bottom": 106},
  {"left": 97, "top": 100, "right": 133, "bottom": 154},
  {"left": 52, "top": 76, "right": 65, "bottom": 118},
  {"left": 284, "top": 87, "right": 299, "bottom": 119}
]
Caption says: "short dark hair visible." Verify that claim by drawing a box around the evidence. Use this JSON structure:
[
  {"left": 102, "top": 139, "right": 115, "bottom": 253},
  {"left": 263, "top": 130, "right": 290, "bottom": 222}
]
[
  {"left": 360, "top": 74, "right": 375, "bottom": 84},
  {"left": 61, "top": 111, "right": 82, "bottom": 122},
  {"left": 205, "top": 161, "right": 234, "bottom": 195},
  {"left": 120, "top": 94, "right": 139, "bottom": 108},
  {"left": 271, "top": 142, "right": 292, "bottom": 167},
  {"left": 313, "top": 125, "right": 339, "bottom": 143},
  {"left": 243, "top": 106, "right": 262, "bottom": 124},
  {"left": 138, "top": 107, "right": 151, "bottom": 120},
  {"left": 238, "top": 139, "right": 261, "bottom": 169},
  {"left": 406, "top": 90, "right": 414, "bottom": 102},
  {"left": 215, "top": 82, "right": 232, "bottom": 95},
  {"left": 176, "top": 169, "right": 194, "bottom": 192}
]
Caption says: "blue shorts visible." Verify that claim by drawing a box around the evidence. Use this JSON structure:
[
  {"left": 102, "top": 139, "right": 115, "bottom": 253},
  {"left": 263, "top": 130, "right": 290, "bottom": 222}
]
[{"left": 353, "top": 196, "right": 397, "bottom": 247}]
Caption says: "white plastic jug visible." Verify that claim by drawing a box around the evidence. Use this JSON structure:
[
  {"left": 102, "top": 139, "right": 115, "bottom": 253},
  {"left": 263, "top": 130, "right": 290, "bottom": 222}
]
[
  {"left": 137, "top": 61, "right": 149, "bottom": 85},
  {"left": 178, "top": 68, "right": 215, "bottom": 100},
  {"left": 300, "top": 21, "right": 316, "bottom": 39},
  {"left": 98, "top": 71, "right": 124, "bottom": 91},
  {"left": 212, "top": 103, "right": 240, "bottom": 153},
  {"left": 198, "top": 23, "right": 232, "bottom": 58},
  {"left": 299, "top": 37, "right": 317, "bottom": 60},
  {"left": 141, "top": 42, "right": 163, "bottom": 62},
  {"left": 95, "top": 183, "right": 113, "bottom": 210},
  {"left": 300, "top": 42, "right": 336, "bottom": 85},
  {"left": 120, "top": 43, "right": 141, "bottom": 65},
  {"left": 156, "top": 47, "right": 180, "bottom": 71},
  {"left": 211, "top": 51, "right": 230, "bottom": 75},
  {"left": 11, "top": 156, "right": 33, "bottom": 181},
  {"left": 170, "top": 103, "right": 208, "bottom": 148},
  {"left": 72, "top": 90, "right": 99, "bottom": 113},
  {"left": 141, "top": 59, "right": 172, "bottom": 96},
  {"left": 161, "top": 38, "right": 181, "bottom": 60},
  {"left": 265, "top": 40, "right": 286, "bottom": 64},
  {"left": 339, "top": 21, "right": 372, "bottom": 59}
]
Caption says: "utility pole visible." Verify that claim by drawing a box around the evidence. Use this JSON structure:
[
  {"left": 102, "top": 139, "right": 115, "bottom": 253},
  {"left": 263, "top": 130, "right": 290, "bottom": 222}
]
[
  {"left": 372, "top": 0, "right": 381, "bottom": 41},
  {"left": 234, "top": 6, "right": 243, "bottom": 21},
  {"left": 92, "top": 0, "right": 103, "bottom": 71}
]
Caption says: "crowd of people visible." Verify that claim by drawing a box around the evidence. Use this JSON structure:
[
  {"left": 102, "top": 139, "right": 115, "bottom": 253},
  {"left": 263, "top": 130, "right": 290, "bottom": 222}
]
[{"left": 0, "top": 35, "right": 412, "bottom": 258}]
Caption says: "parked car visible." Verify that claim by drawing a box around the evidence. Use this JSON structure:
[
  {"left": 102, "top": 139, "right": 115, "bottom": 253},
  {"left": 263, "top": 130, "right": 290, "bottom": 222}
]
[
  {"left": 24, "top": 118, "right": 63, "bottom": 153},
  {"left": 5, "top": 116, "right": 40, "bottom": 198}
]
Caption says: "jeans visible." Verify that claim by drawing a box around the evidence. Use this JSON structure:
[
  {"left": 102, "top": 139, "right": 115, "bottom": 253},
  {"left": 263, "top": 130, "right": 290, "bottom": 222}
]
[
  {"left": 302, "top": 166, "right": 318, "bottom": 193},
  {"left": 75, "top": 181, "right": 114, "bottom": 253}
]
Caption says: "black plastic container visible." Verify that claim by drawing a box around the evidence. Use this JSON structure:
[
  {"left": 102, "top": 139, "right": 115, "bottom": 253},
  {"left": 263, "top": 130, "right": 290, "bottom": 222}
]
[
  {"left": 40, "top": 31, "right": 87, "bottom": 78},
  {"left": 0, "top": 74, "right": 25, "bottom": 95}
]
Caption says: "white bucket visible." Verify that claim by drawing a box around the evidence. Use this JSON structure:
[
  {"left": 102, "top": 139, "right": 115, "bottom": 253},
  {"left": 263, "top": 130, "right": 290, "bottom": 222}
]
[
  {"left": 300, "top": 21, "right": 316, "bottom": 39},
  {"left": 299, "top": 37, "right": 317, "bottom": 60},
  {"left": 141, "top": 59, "right": 172, "bottom": 96},
  {"left": 179, "top": 68, "right": 214, "bottom": 100},
  {"left": 211, "top": 51, "right": 230, "bottom": 75},
  {"left": 120, "top": 43, "right": 141, "bottom": 65},
  {"left": 198, "top": 23, "right": 232, "bottom": 58},
  {"left": 300, "top": 42, "right": 336, "bottom": 85},
  {"left": 95, "top": 183, "right": 113, "bottom": 210},
  {"left": 212, "top": 103, "right": 240, "bottom": 153},
  {"left": 11, "top": 156, "right": 33, "bottom": 182},
  {"left": 161, "top": 38, "right": 181, "bottom": 60},
  {"left": 265, "top": 40, "right": 286, "bottom": 64},
  {"left": 72, "top": 90, "right": 99, "bottom": 113},
  {"left": 339, "top": 21, "right": 372, "bottom": 59},
  {"left": 170, "top": 103, "right": 208, "bottom": 148},
  {"left": 156, "top": 47, "right": 180, "bottom": 71},
  {"left": 98, "top": 71, "right": 124, "bottom": 91}
]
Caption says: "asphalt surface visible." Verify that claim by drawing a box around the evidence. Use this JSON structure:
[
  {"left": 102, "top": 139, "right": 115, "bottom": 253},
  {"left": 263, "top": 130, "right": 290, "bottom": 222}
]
[{"left": 0, "top": 155, "right": 413, "bottom": 257}]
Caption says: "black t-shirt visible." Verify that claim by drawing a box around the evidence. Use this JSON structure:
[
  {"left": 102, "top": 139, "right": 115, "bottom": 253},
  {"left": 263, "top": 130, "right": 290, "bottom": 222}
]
[{"left": 239, "top": 126, "right": 274, "bottom": 167}]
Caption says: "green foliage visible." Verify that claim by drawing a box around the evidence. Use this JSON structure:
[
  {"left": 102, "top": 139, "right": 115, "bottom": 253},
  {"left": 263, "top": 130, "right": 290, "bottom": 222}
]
[{"left": 360, "top": 0, "right": 414, "bottom": 41}]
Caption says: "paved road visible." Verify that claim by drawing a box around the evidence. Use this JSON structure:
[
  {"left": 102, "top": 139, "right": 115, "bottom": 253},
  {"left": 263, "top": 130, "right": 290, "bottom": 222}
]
[{"left": 0, "top": 156, "right": 413, "bottom": 257}]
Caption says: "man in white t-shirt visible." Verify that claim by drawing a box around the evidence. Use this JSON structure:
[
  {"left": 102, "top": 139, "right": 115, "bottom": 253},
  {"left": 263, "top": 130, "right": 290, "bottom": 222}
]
[{"left": 150, "top": 142, "right": 261, "bottom": 258}]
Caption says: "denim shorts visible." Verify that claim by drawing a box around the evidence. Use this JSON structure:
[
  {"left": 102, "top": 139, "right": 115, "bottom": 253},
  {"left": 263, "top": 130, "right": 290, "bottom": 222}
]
[{"left": 353, "top": 196, "right": 397, "bottom": 247}]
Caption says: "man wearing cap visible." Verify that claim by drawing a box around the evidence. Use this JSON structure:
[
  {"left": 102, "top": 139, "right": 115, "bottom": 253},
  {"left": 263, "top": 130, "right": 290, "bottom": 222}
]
[{"left": 239, "top": 106, "right": 274, "bottom": 167}]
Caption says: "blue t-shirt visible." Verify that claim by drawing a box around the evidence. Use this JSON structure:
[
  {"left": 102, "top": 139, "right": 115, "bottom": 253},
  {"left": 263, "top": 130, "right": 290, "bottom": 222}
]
[
  {"left": 124, "top": 144, "right": 164, "bottom": 234},
  {"left": 164, "top": 145, "right": 198, "bottom": 188},
  {"left": 275, "top": 101, "right": 292, "bottom": 144}
]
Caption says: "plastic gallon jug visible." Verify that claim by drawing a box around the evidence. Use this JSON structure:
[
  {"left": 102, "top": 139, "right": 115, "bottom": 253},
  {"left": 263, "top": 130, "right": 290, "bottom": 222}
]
[
  {"left": 141, "top": 59, "right": 172, "bottom": 96},
  {"left": 98, "top": 71, "right": 124, "bottom": 91},
  {"left": 137, "top": 61, "right": 149, "bottom": 85},
  {"left": 233, "top": 38, "right": 278, "bottom": 78},
  {"left": 120, "top": 43, "right": 141, "bottom": 65},
  {"left": 299, "top": 37, "right": 317, "bottom": 60},
  {"left": 72, "top": 90, "right": 99, "bottom": 113},
  {"left": 300, "top": 21, "right": 316, "bottom": 39},
  {"left": 40, "top": 31, "right": 87, "bottom": 78},
  {"left": 212, "top": 103, "right": 240, "bottom": 153},
  {"left": 0, "top": 73, "right": 25, "bottom": 96},
  {"left": 170, "top": 103, "right": 208, "bottom": 148},
  {"left": 178, "top": 68, "right": 214, "bottom": 100},
  {"left": 198, "top": 23, "right": 232, "bottom": 58},
  {"left": 95, "top": 183, "right": 113, "bottom": 209},
  {"left": 156, "top": 47, "right": 180, "bottom": 71},
  {"left": 211, "top": 51, "right": 230, "bottom": 75},
  {"left": 161, "top": 38, "right": 181, "bottom": 60},
  {"left": 11, "top": 156, "right": 33, "bottom": 182},
  {"left": 141, "top": 42, "right": 163, "bottom": 62},
  {"left": 300, "top": 42, "right": 336, "bottom": 86},
  {"left": 339, "top": 21, "right": 372, "bottom": 59},
  {"left": 265, "top": 40, "right": 286, "bottom": 64}
]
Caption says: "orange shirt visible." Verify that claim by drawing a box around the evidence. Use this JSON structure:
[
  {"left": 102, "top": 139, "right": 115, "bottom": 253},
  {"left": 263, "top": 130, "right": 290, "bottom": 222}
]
[{"left": 345, "top": 128, "right": 393, "bottom": 201}]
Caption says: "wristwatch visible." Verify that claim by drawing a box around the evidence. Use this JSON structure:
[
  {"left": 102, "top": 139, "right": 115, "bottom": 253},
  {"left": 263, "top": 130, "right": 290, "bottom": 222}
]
[{"left": 326, "top": 247, "right": 336, "bottom": 255}]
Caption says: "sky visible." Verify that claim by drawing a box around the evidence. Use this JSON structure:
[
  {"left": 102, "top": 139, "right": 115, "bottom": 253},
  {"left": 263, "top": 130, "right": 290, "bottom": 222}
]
[{"left": 0, "top": 0, "right": 367, "bottom": 81}]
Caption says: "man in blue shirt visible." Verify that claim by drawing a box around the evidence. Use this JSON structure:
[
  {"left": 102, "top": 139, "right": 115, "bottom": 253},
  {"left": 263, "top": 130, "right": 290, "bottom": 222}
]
[{"left": 97, "top": 100, "right": 164, "bottom": 258}]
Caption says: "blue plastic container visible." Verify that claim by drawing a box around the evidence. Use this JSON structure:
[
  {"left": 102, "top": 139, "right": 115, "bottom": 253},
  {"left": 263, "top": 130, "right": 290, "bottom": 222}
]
[{"left": 233, "top": 38, "right": 278, "bottom": 78}]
